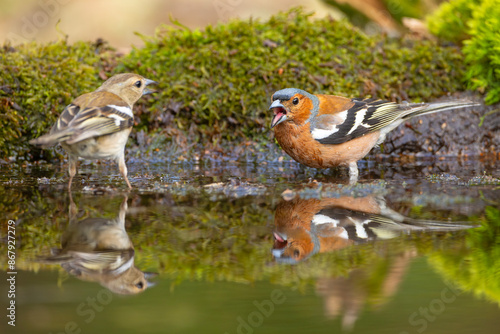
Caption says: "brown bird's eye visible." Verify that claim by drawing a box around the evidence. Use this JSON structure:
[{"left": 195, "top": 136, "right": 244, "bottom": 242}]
[
  {"left": 136, "top": 281, "right": 144, "bottom": 289},
  {"left": 292, "top": 98, "right": 299, "bottom": 105},
  {"left": 134, "top": 81, "right": 142, "bottom": 88},
  {"left": 293, "top": 249, "right": 300, "bottom": 258}
]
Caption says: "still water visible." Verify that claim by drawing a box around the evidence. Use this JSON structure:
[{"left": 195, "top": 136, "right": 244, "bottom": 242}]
[{"left": 1, "top": 158, "right": 499, "bottom": 334}]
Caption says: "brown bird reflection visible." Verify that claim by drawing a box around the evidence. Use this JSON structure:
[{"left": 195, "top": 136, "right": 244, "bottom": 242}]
[
  {"left": 38, "top": 195, "right": 156, "bottom": 294},
  {"left": 316, "top": 250, "right": 415, "bottom": 331},
  {"left": 272, "top": 195, "right": 474, "bottom": 264}
]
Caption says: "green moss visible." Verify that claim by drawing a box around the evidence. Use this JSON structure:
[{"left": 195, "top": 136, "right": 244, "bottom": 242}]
[
  {"left": 463, "top": 1, "right": 500, "bottom": 104},
  {"left": 427, "top": 0, "right": 481, "bottom": 43},
  {"left": 2, "top": 8, "right": 468, "bottom": 160},
  {"left": 427, "top": 0, "right": 500, "bottom": 104},
  {"left": 0, "top": 39, "right": 115, "bottom": 160}
]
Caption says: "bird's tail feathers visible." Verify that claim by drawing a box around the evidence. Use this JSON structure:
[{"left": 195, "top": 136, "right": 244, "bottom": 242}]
[
  {"left": 395, "top": 217, "right": 478, "bottom": 231},
  {"left": 29, "top": 129, "right": 74, "bottom": 148},
  {"left": 378, "top": 205, "right": 478, "bottom": 231},
  {"left": 36, "top": 249, "right": 73, "bottom": 264},
  {"left": 402, "top": 100, "right": 480, "bottom": 119}
]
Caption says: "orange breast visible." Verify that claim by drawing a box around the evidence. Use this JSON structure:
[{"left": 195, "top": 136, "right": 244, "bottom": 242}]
[{"left": 273, "top": 122, "right": 381, "bottom": 168}]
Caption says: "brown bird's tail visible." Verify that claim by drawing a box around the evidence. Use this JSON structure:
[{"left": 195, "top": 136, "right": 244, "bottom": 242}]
[
  {"left": 378, "top": 203, "right": 479, "bottom": 231},
  {"left": 36, "top": 248, "right": 73, "bottom": 264},
  {"left": 29, "top": 129, "right": 73, "bottom": 148},
  {"left": 402, "top": 100, "right": 480, "bottom": 119}
]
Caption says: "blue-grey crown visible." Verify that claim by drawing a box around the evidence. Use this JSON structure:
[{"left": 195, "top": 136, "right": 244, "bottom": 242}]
[
  {"left": 272, "top": 88, "right": 320, "bottom": 122},
  {"left": 272, "top": 88, "right": 312, "bottom": 101}
]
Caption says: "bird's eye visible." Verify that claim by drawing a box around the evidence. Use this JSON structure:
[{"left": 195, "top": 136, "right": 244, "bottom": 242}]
[
  {"left": 293, "top": 249, "right": 300, "bottom": 258},
  {"left": 134, "top": 81, "right": 142, "bottom": 88},
  {"left": 136, "top": 281, "right": 144, "bottom": 289},
  {"left": 292, "top": 98, "right": 299, "bottom": 105}
]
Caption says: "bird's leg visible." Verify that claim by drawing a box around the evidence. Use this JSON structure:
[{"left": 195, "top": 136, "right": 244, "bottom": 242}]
[
  {"left": 68, "top": 157, "right": 77, "bottom": 192},
  {"left": 118, "top": 195, "right": 129, "bottom": 229},
  {"left": 68, "top": 191, "right": 78, "bottom": 223},
  {"left": 348, "top": 161, "right": 359, "bottom": 185},
  {"left": 117, "top": 155, "right": 132, "bottom": 189}
]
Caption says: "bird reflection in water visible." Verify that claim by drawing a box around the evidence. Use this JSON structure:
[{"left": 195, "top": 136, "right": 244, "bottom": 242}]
[
  {"left": 38, "top": 194, "right": 157, "bottom": 294},
  {"left": 272, "top": 194, "right": 475, "bottom": 330},
  {"left": 315, "top": 251, "right": 415, "bottom": 330}
]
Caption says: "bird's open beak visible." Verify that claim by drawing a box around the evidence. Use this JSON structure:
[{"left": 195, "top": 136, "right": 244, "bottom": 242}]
[
  {"left": 143, "top": 79, "right": 158, "bottom": 95},
  {"left": 272, "top": 231, "right": 288, "bottom": 258},
  {"left": 269, "top": 100, "right": 287, "bottom": 128}
]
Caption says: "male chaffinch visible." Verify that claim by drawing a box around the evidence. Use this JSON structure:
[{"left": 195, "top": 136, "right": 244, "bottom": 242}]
[
  {"left": 30, "top": 73, "right": 157, "bottom": 190},
  {"left": 272, "top": 195, "right": 473, "bottom": 264},
  {"left": 38, "top": 195, "right": 157, "bottom": 295},
  {"left": 269, "top": 88, "right": 479, "bottom": 182}
]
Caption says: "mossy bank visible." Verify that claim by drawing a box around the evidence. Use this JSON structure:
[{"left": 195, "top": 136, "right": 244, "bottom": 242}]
[{"left": 0, "top": 8, "right": 489, "bottom": 162}]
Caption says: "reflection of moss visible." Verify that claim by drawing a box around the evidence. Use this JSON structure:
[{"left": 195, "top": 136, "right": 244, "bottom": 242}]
[
  {"left": 428, "top": 207, "right": 500, "bottom": 305},
  {"left": 1, "top": 8, "right": 468, "bottom": 160},
  {"left": 0, "top": 186, "right": 488, "bottom": 289}
]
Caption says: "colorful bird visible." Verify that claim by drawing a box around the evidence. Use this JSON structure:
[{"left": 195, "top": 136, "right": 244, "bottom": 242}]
[
  {"left": 269, "top": 88, "right": 479, "bottom": 182},
  {"left": 30, "top": 73, "right": 157, "bottom": 190}
]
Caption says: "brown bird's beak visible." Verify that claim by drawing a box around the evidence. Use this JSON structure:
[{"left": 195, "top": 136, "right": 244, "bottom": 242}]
[
  {"left": 143, "top": 79, "right": 158, "bottom": 95},
  {"left": 144, "top": 272, "right": 159, "bottom": 287},
  {"left": 269, "top": 100, "right": 287, "bottom": 128}
]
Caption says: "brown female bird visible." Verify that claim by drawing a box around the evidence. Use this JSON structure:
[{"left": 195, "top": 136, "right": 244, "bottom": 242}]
[
  {"left": 30, "top": 73, "right": 157, "bottom": 190},
  {"left": 38, "top": 195, "right": 157, "bottom": 295},
  {"left": 269, "top": 88, "right": 479, "bottom": 182}
]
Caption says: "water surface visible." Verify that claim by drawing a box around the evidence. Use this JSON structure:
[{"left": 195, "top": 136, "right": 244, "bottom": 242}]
[{"left": 1, "top": 159, "right": 499, "bottom": 334}]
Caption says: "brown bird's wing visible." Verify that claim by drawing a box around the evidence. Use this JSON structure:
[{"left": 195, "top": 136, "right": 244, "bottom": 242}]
[
  {"left": 51, "top": 103, "right": 82, "bottom": 134},
  {"left": 312, "top": 95, "right": 479, "bottom": 146},
  {"left": 313, "top": 207, "right": 387, "bottom": 242},
  {"left": 65, "top": 249, "right": 135, "bottom": 273},
  {"left": 311, "top": 96, "right": 403, "bottom": 145},
  {"left": 63, "top": 106, "right": 134, "bottom": 145},
  {"left": 315, "top": 205, "right": 475, "bottom": 244},
  {"left": 30, "top": 92, "right": 134, "bottom": 147}
]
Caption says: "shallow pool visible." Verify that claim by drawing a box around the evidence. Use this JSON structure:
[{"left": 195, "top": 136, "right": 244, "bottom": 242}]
[{"left": 1, "top": 158, "right": 499, "bottom": 334}]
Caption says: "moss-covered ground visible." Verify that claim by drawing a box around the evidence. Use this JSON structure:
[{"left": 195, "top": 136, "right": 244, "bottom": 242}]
[{"left": 1, "top": 8, "right": 480, "bottom": 162}]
